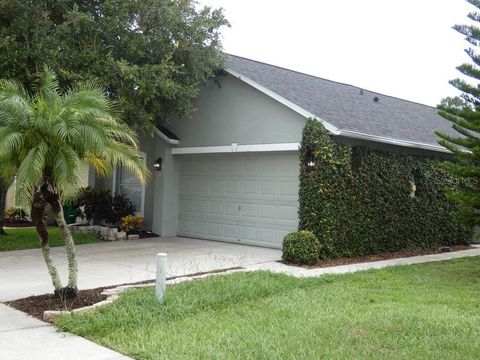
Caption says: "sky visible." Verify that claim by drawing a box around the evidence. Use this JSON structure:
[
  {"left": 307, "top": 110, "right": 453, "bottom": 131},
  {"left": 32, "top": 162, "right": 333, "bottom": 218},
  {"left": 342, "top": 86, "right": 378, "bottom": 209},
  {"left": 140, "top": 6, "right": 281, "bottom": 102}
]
[{"left": 198, "top": 0, "right": 476, "bottom": 107}]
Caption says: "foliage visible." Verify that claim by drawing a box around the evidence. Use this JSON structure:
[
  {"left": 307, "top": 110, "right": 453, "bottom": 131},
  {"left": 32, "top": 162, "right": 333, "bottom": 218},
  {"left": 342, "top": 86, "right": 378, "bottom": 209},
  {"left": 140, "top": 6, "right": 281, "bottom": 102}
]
[
  {"left": 56, "top": 258, "right": 480, "bottom": 360},
  {"left": 5, "top": 206, "right": 27, "bottom": 220},
  {"left": 282, "top": 231, "right": 321, "bottom": 265},
  {"left": 109, "top": 193, "right": 136, "bottom": 226},
  {"left": 0, "top": 157, "right": 17, "bottom": 235},
  {"left": 299, "top": 119, "right": 472, "bottom": 259},
  {"left": 0, "top": 66, "right": 148, "bottom": 294},
  {"left": 0, "top": 0, "right": 228, "bottom": 131},
  {"left": 435, "top": 2, "right": 480, "bottom": 227},
  {"left": 120, "top": 214, "right": 144, "bottom": 234},
  {"left": 0, "top": 227, "right": 98, "bottom": 252},
  {"left": 75, "top": 187, "right": 111, "bottom": 223},
  {"left": 75, "top": 187, "right": 136, "bottom": 226},
  {"left": 0, "top": 66, "right": 148, "bottom": 208}
]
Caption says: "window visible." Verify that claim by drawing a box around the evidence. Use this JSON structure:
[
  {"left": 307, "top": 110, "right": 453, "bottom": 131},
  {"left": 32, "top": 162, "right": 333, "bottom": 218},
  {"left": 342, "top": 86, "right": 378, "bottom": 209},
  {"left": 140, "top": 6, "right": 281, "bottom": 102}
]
[{"left": 114, "top": 152, "right": 146, "bottom": 216}]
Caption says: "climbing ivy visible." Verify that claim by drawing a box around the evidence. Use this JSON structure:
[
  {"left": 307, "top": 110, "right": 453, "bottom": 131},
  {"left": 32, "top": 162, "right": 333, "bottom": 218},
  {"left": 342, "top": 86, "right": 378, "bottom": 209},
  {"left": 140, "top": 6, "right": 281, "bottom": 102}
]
[{"left": 298, "top": 119, "right": 472, "bottom": 259}]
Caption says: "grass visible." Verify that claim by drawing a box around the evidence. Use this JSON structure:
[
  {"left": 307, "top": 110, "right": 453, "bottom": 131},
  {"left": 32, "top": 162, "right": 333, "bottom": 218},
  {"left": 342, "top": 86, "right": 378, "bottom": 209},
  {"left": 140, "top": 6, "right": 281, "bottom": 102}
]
[
  {"left": 56, "top": 257, "right": 480, "bottom": 360},
  {"left": 0, "top": 227, "right": 98, "bottom": 251}
]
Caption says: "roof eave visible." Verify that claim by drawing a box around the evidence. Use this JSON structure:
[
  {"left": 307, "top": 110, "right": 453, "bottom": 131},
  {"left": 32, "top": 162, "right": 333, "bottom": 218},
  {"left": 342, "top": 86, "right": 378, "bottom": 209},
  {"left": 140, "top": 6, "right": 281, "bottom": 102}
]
[
  {"left": 225, "top": 68, "right": 341, "bottom": 135},
  {"left": 340, "top": 130, "right": 450, "bottom": 154},
  {"left": 155, "top": 127, "right": 180, "bottom": 145}
]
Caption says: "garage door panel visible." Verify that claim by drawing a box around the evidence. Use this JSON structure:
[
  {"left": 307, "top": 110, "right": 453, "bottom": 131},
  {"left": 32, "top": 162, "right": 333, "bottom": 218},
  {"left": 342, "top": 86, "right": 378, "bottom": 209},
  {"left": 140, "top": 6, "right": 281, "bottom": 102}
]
[
  {"left": 208, "top": 201, "right": 224, "bottom": 215},
  {"left": 225, "top": 202, "right": 241, "bottom": 216},
  {"left": 177, "top": 153, "right": 299, "bottom": 248}
]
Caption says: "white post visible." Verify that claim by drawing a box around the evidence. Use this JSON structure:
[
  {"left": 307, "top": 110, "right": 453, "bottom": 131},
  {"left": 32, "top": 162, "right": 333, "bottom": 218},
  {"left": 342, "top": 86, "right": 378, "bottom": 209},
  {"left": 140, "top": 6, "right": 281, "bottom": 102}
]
[{"left": 156, "top": 253, "right": 167, "bottom": 304}]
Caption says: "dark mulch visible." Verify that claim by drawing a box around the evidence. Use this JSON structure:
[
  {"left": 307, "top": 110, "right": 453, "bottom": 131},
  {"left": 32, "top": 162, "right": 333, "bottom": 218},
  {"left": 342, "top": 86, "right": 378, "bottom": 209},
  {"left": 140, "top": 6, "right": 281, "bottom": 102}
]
[
  {"left": 4, "top": 220, "right": 34, "bottom": 228},
  {"left": 283, "top": 245, "right": 474, "bottom": 268},
  {"left": 6, "top": 289, "right": 107, "bottom": 320},
  {"left": 5, "top": 266, "right": 244, "bottom": 320},
  {"left": 139, "top": 230, "right": 159, "bottom": 239}
]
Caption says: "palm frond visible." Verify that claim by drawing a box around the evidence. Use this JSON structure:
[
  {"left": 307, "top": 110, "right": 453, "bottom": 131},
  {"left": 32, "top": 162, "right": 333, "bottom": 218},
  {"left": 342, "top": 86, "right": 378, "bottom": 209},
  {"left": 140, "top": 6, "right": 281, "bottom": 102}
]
[
  {"left": 35, "top": 65, "right": 61, "bottom": 106},
  {"left": 15, "top": 142, "right": 48, "bottom": 207},
  {"left": 103, "top": 141, "right": 150, "bottom": 183},
  {"left": 53, "top": 147, "right": 82, "bottom": 201},
  {"left": 0, "top": 127, "right": 23, "bottom": 159}
]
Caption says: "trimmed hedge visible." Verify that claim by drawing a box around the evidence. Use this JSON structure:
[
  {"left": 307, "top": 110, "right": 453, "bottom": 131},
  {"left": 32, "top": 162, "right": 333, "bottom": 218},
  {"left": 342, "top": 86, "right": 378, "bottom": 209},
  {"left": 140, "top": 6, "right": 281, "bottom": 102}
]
[
  {"left": 298, "top": 118, "right": 472, "bottom": 259},
  {"left": 282, "top": 231, "right": 321, "bottom": 265}
]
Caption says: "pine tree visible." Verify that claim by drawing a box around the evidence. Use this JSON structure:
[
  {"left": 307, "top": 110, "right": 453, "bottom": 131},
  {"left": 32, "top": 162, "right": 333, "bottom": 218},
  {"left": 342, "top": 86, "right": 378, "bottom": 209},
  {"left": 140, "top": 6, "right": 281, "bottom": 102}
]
[{"left": 436, "top": 0, "right": 480, "bottom": 227}]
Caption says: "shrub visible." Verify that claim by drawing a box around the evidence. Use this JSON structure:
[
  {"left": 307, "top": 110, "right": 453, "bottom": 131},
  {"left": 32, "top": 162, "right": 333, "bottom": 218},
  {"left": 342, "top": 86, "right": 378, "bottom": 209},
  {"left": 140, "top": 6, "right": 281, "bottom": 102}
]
[
  {"left": 120, "top": 214, "right": 144, "bottom": 234},
  {"left": 73, "top": 188, "right": 135, "bottom": 226},
  {"left": 298, "top": 118, "right": 472, "bottom": 259},
  {"left": 107, "top": 193, "right": 136, "bottom": 226},
  {"left": 5, "top": 206, "right": 27, "bottom": 220},
  {"left": 282, "top": 231, "right": 321, "bottom": 265}
]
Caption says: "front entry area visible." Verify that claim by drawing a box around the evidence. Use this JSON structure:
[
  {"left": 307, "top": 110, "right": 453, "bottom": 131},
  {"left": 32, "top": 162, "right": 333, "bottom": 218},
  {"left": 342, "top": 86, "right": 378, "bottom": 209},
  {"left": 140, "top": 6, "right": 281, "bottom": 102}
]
[{"left": 177, "top": 152, "right": 299, "bottom": 248}]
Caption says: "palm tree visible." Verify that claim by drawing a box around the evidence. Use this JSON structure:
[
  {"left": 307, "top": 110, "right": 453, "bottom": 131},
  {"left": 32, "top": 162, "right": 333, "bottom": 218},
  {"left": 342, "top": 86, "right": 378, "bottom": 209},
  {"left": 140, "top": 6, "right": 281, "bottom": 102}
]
[{"left": 0, "top": 66, "right": 148, "bottom": 298}]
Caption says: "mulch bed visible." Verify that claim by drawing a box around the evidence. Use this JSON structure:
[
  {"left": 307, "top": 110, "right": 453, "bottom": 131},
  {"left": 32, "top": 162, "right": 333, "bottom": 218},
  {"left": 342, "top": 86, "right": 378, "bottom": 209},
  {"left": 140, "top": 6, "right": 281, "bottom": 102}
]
[
  {"left": 5, "top": 266, "right": 244, "bottom": 320},
  {"left": 139, "top": 230, "right": 159, "bottom": 239},
  {"left": 283, "top": 244, "right": 474, "bottom": 269},
  {"left": 6, "top": 289, "right": 108, "bottom": 320},
  {"left": 4, "top": 220, "right": 34, "bottom": 228}
]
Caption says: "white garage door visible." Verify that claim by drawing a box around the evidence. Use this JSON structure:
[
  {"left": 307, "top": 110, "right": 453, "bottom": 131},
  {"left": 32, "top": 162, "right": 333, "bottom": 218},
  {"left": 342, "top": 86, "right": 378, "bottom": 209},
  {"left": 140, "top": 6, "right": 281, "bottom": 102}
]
[{"left": 177, "top": 152, "right": 299, "bottom": 248}]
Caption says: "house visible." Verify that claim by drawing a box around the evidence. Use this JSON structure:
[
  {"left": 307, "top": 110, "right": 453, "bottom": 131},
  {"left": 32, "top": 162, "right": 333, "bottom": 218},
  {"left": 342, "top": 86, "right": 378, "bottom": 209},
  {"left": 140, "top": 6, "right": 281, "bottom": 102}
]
[{"left": 91, "top": 54, "right": 456, "bottom": 249}]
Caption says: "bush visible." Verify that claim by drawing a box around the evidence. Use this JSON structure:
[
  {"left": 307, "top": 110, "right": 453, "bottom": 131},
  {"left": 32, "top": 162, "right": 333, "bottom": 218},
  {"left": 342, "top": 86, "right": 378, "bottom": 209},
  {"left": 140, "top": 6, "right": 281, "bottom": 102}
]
[
  {"left": 282, "top": 231, "right": 321, "bottom": 265},
  {"left": 5, "top": 206, "right": 27, "bottom": 220},
  {"left": 120, "top": 214, "right": 144, "bottom": 234},
  {"left": 74, "top": 187, "right": 136, "bottom": 227},
  {"left": 108, "top": 193, "right": 136, "bottom": 226},
  {"left": 298, "top": 118, "right": 472, "bottom": 259}
]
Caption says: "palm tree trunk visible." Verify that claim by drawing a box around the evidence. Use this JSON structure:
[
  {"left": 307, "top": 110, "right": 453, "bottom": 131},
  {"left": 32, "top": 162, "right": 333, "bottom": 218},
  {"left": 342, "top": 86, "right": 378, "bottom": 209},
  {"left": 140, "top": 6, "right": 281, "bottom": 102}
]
[
  {"left": 48, "top": 195, "right": 78, "bottom": 296},
  {"left": 0, "top": 186, "right": 7, "bottom": 236},
  {"left": 31, "top": 191, "right": 63, "bottom": 292}
]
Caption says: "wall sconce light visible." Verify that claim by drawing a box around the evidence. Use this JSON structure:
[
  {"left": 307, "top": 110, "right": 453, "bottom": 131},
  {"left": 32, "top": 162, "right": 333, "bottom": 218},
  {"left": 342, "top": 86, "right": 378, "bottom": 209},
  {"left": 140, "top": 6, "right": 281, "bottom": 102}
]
[
  {"left": 409, "top": 179, "right": 416, "bottom": 198},
  {"left": 153, "top": 158, "right": 162, "bottom": 171},
  {"left": 306, "top": 152, "right": 316, "bottom": 173}
]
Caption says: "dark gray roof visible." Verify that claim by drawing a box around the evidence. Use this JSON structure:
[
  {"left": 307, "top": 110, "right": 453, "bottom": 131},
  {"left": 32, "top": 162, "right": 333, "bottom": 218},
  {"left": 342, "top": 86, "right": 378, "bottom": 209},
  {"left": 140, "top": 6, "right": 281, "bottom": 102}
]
[{"left": 226, "top": 54, "right": 454, "bottom": 149}]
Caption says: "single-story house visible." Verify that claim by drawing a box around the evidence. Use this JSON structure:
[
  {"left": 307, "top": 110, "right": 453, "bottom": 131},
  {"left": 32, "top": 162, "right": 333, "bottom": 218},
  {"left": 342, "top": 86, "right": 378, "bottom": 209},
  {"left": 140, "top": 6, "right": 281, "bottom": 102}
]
[{"left": 89, "top": 54, "right": 455, "bottom": 249}]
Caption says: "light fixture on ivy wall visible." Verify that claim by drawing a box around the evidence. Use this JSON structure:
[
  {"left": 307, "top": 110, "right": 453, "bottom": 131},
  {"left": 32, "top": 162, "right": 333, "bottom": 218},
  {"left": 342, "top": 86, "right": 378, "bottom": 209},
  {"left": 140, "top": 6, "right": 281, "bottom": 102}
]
[
  {"left": 409, "top": 177, "right": 416, "bottom": 198},
  {"left": 153, "top": 158, "right": 162, "bottom": 171},
  {"left": 305, "top": 149, "right": 316, "bottom": 174}
]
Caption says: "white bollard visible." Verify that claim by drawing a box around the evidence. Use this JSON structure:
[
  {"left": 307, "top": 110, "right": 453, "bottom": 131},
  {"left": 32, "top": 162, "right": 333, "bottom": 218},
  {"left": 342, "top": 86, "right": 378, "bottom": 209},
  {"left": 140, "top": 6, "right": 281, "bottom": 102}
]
[{"left": 156, "top": 253, "right": 167, "bottom": 304}]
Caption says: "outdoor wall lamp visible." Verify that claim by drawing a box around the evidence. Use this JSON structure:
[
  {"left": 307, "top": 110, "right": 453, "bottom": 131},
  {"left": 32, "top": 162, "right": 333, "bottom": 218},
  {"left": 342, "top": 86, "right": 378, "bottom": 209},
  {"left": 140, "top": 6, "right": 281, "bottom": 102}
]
[
  {"left": 305, "top": 152, "right": 316, "bottom": 173},
  {"left": 153, "top": 158, "right": 162, "bottom": 171}
]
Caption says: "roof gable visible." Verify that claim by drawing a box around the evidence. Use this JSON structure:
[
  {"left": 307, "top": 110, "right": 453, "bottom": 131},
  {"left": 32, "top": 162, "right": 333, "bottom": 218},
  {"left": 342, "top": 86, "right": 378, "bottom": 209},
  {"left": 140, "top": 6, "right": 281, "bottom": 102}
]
[{"left": 226, "top": 54, "right": 453, "bottom": 152}]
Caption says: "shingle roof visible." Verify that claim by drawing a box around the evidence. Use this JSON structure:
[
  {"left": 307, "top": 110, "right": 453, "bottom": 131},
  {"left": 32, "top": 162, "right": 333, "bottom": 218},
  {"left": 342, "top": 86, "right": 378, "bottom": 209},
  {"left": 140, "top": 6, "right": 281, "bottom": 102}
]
[{"left": 226, "top": 54, "right": 454, "bottom": 149}]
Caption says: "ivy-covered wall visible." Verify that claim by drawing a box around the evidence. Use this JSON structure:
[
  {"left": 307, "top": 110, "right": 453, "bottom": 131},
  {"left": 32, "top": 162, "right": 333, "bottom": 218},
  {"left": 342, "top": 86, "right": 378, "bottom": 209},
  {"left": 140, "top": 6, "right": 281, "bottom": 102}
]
[{"left": 299, "top": 119, "right": 472, "bottom": 258}]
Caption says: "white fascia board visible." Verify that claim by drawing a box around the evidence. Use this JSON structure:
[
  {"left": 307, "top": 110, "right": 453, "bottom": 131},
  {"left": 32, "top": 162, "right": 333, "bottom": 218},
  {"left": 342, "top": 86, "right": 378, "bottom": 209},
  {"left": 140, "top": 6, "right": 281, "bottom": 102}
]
[
  {"left": 225, "top": 68, "right": 341, "bottom": 135},
  {"left": 171, "top": 143, "right": 300, "bottom": 155},
  {"left": 340, "top": 130, "right": 450, "bottom": 153},
  {"left": 154, "top": 128, "right": 180, "bottom": 145}
]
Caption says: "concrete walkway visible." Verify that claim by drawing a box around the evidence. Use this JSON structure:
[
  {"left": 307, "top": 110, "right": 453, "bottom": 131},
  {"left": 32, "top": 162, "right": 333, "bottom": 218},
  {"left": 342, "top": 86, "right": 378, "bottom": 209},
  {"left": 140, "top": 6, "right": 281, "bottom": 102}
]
[
  {"left": 0, "top": 237, "right": 281, "bottom": 302},
  {"left": 246, "top": 245, "right": 480, "bottom": 276},
  {"left": 0, "top": 304, "right": 132, "bottom": 360},
  {"left": 2, "top": 240, "right": 479, "bottom": 360},
  {"left": 0, "top": 237, "right": 280, "bottom": 360}
]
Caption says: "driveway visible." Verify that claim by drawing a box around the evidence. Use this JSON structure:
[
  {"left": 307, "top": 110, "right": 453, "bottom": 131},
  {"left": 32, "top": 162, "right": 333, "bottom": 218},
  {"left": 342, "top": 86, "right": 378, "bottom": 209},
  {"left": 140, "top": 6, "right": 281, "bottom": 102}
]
[{"left": 0, "top": 237, "right": 281, "bottom": 301}]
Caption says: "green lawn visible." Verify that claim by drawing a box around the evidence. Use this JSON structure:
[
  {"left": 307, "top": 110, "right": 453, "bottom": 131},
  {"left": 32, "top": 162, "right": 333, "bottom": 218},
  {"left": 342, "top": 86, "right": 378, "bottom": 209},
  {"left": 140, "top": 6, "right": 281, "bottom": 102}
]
[
  {"left": 56, "top": 257, "right": 480, "bottom": 360},
  {"left": 0, "top": 227, "right": 98, "bottom": 251}
]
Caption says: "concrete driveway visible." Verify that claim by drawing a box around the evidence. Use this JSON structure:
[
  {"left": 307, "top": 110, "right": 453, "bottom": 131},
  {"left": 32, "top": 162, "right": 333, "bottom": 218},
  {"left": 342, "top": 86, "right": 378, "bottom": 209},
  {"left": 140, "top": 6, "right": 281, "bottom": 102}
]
[{"left": 0, "top": 237, "right": 281, "bottom": 302}]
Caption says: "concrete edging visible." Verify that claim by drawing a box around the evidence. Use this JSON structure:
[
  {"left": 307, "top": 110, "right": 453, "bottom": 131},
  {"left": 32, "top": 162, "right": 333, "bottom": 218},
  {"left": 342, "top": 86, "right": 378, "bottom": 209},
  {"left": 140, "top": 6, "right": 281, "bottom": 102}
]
[{"left": 43, "top": 269, "right": 245, "bottom": 322}]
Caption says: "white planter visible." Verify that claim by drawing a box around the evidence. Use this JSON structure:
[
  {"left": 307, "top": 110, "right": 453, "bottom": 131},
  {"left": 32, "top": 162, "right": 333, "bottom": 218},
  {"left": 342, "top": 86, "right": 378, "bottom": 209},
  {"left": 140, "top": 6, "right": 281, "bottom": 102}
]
[
  {"left": 117, "top": 231, "right": 127, "bottom": 241},
  {"left": 127, "top": 234, "right": 140, "bottom": 241}
]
